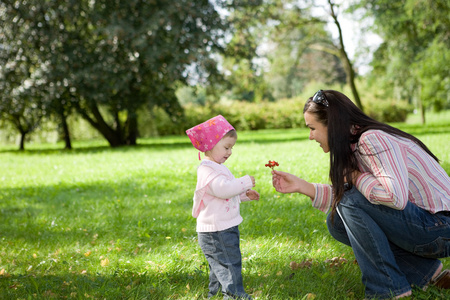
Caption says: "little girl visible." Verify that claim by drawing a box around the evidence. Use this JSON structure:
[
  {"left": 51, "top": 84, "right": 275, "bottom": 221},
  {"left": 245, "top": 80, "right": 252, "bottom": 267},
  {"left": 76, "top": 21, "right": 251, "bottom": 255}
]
[{"left": 186, "top": 115, "right": 259, "bottom": 299}]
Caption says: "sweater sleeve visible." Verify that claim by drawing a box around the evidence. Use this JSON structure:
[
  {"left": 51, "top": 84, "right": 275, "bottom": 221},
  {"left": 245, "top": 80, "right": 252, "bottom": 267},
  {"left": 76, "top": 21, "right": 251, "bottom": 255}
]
[
  {"left": 311, "top": 183, "right": 333, "bottom": 213},
  {"left": 207, "top": 174, "right": 253, "bottom": 199},
  {"left": 192, "top": 163, "right": 223, "bottom": 218},
  {"left": 239, "top": 192, "right": 251, "bottom": 202},
  {"left": 355, "top": 131, "right": 409, "bottom": 210}
]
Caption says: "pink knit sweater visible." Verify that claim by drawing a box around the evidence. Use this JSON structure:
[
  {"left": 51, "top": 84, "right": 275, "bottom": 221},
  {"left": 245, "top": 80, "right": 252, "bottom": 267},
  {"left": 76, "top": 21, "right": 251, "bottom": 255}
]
[{"left": 192, "top": 159, "right": 253, "bottom": 232}]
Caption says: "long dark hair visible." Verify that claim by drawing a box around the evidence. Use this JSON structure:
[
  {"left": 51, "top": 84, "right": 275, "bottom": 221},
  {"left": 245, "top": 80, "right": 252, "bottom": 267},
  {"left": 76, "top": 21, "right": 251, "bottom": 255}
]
[{"left": 303, "top": 90, "right": 439, "bottom": 218}]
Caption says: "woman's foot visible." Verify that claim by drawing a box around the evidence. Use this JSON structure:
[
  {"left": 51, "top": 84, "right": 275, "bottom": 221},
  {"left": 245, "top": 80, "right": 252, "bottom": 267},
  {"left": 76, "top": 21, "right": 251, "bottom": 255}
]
[
  {"left": 431, "top": 269, "right": 450, "bottom": 289},
  {"left": 424, "top": 263, "right": 450, "bottom": 290},
  {"left": 394, "top": 290, "right": 412, "bottom": 299},
  {"left": 432, "top": 263, "right": 444, "bottom": 281}
]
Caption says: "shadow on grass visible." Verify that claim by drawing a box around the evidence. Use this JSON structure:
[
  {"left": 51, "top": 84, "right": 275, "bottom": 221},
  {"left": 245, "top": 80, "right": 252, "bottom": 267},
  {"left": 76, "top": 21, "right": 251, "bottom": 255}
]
[
  {"left": 0, "top": 181, "right": 329, "bottom": 251},
  {"left": 2, "top": 122, "right": 450, "bottom": 155},
  {"left": 0, "top": 180, "right": 195, "bottom": 251},
  {"left": 0, "top": 261, "right": 363, "bottom": 299},
  {"left": 1, "top": 178, "right": 450, "bottom": 299},
  {"left": 0, "top": 271, "right": 206, "bottom": 299},
  {"left": 0, "top": 128, "right": 311, "bottom": 155},
  {"left": 1, "top": 260, "right": 448, "bottom": 299},
  {"left": 1, "top": 125, "right": 449, "bottom": 299},
  {"left": 0, "top": 138, "right": 310, "bottom": 156}
]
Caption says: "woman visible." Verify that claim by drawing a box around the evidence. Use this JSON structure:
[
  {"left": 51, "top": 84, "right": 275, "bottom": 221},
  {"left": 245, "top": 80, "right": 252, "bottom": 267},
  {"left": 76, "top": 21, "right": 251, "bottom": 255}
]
[{"left": 272, "top": 90, "right": 450, "bottom": 299}]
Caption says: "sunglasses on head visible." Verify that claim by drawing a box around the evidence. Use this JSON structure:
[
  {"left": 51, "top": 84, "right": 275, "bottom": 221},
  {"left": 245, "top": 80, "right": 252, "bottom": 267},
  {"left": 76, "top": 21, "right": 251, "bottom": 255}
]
[{"left": 312, "top": 90, "right": 329, "bottom": 107}]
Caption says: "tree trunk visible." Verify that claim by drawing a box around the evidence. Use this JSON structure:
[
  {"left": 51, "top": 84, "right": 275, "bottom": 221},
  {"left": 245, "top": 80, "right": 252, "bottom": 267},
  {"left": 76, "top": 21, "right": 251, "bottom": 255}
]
[
  {"left": 420, "top": 102, "right": 426, "bottom": 124},
  {"left": 328, "top": 0, "right": 364, "bottom": 112},
  {"left": 19, "top": 132, "right": 26, "bottom": 151},
  {"left": 77, "top": 103, "right": 125, "bottom": 147},
  {"left": 60, "top": 111, "right": 72, "bottom": 150},
  {"left": 125, "top": 111, "right": 138, "bottom": 145},
  {"left": 418, "top": 84, "right": 426, "bottom": 124}
]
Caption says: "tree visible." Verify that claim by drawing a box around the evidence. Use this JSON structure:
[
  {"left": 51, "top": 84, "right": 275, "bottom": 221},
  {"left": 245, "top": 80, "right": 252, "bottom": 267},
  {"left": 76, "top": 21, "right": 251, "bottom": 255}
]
[
  {"left": 220, "top": 0, "right": 362, "bottom": 108},
  {"left": 1, "top": 0, "right": 230, "bottom": 147},
  {"left": 326, "top": 0, "right": 363, "bottom": 111},
  {"left": 356, "top": 0, "right": 450, "bottom": 123},
  {"left": 0, "top": 6, "right": 47, "bottom": 150},
  {"left": 262, "top": 1, "right": 348, "bottom": 99}
]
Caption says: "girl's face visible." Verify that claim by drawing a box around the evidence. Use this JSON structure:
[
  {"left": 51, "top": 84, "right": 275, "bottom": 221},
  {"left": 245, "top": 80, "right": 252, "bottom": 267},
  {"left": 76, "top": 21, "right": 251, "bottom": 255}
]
[
  {"left": 205, "top": 136, "right": 237, "bottom": 164},
  {"left": 304, "top": 112, "right": 329, "bottom": 153}
]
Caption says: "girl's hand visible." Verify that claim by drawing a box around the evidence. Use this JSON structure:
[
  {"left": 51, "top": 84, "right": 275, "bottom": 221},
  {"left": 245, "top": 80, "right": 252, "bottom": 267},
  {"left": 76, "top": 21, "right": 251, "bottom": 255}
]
[
  {"left": 272, "top": 170, "right": 302, "bottom": 194},
  {"left": 246, "top": 189, "right": 260, "bottom": 201},
  {"left": 249, "top": 176, "right": 256, "bottom": 187}
]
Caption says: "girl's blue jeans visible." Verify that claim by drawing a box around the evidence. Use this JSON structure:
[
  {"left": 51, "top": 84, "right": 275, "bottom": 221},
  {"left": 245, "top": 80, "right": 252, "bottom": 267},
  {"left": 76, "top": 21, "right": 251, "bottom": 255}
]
[
  {"left": 198, "top": 226, "right": 252, "bottom": 300},
  {"left": 327, "top": 186, "right": 450, "bottom": 299}
]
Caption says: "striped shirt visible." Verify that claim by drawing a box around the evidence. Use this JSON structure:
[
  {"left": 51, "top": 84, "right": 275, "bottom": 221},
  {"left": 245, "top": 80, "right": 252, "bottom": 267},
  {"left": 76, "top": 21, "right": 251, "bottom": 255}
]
[{"left": 312, "top": 130, "right": 450, "bottom": 214}]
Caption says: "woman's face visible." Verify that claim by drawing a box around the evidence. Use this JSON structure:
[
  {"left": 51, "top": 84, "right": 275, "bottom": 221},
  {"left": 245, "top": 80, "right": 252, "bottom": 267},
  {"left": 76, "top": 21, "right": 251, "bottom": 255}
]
[{"left": 304, "top": 112, "right": 329, "bottom": 153}]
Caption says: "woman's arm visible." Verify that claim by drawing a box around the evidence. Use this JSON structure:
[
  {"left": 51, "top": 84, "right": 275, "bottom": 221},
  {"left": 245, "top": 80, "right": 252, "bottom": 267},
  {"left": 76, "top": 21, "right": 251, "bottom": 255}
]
[
  {"left": 272, "top": 170, "right": 315, "bottom": 198},
  {"left": 356, "top": 131, "right": 410, "bottom": 209},
  {"left": 272, "top": 171, "right": 334, "bottom": 213}
]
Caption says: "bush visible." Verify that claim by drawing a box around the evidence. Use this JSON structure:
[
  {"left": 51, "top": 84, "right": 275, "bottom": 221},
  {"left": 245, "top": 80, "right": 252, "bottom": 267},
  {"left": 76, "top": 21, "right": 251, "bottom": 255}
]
[
  {"left": 138, "top": 97, "right": 413, "bottom": 137},
  {"left": 365, "top": 100, "right": 413, "bottom": 123},
  {"left": 182, "top": 98, "right": 306, "bottom": 132}
]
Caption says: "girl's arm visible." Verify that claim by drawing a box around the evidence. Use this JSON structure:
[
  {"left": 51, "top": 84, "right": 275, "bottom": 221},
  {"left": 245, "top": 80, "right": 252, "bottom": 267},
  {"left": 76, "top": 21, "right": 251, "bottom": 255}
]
[{"left": 208, "top": 174, "right": 254, "bottom": 199}]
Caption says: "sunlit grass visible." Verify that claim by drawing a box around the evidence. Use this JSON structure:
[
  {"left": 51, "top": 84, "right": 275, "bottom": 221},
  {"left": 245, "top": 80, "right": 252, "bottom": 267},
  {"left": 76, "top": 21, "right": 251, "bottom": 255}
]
[{"left": 0, "top": 123, "right": 449, "bottom": 299}]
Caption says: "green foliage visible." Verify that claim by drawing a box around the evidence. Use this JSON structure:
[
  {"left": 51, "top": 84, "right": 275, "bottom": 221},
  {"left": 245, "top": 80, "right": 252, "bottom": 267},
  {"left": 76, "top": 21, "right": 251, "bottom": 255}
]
[
  {"left": 359, "top": 0, "right": 450, "bottom": 113},
  {"left": 141, "top": 82, "right": 415, "bottom": 135},
  {"left": 222, "top": 0, "right": 348, "bottom": 101},
  {"left": 414, "top": 39, "right": 450, "bottom": 111},
  {"left": 0, "top": 79, "right": 428, "bottom": 143},
  {"left": 365, "top": 100, "right": 413, "bottom": 123},
  {"left": 0, "top": 0, "right": 229, "bottom": 147},
  {"left": 0, "top": 124, "right": 449, "bottom": 299},
  {"left": 141, "top": 98, "right": 307, "bottom": 135}
]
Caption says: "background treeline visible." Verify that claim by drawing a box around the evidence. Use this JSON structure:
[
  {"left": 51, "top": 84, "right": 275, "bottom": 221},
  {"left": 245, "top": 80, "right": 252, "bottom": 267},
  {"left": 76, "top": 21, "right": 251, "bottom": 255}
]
[
  {"left": 148, "top": 81, "right": 413, "bottom": 136},
  {"left": 1, "top": 0, "right": 448, "bottom": 150}
]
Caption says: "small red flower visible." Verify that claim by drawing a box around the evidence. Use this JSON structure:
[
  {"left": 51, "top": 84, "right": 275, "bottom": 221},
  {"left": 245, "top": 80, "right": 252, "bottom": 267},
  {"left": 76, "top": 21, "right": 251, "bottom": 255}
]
[{"left": 265, "top": 160, "right": 279, "bottom": 170}]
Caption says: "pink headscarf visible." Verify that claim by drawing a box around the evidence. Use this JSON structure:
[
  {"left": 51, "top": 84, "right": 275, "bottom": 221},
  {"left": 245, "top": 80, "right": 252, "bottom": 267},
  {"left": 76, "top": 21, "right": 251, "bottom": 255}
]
[{"left": 186, "top": 115, "right": 235, "bottom": 158}]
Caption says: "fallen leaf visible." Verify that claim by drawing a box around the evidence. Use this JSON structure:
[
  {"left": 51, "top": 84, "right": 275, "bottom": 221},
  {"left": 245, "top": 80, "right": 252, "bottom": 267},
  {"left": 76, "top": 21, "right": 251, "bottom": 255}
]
[
  {"left": 0, "top": 269, "right": 10, "bottom": 277},
  {"left": 101, "top": 258, "right": 110, "bottom": 267},
  {"left": 290, "top": 261, "right": 299, "bottom": 270},
  {"left": 290, "top": 259, "right": 313, "bottom": 270}
]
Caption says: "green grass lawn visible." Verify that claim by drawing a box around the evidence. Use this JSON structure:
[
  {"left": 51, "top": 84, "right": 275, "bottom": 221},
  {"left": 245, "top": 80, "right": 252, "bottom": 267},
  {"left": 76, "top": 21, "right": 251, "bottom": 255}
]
[{"left": 1, "top": 121, "right": 450, "bottom": 299}]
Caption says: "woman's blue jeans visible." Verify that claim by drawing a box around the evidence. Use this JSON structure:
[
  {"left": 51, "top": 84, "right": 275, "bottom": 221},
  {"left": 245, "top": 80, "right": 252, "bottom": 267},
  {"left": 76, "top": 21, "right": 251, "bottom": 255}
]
[
  {"left": 327, "top": 186, "right": 450, "bottom": 299},
  {"left": 198, "top": 226, "right": 252, "bottom": 300}
]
